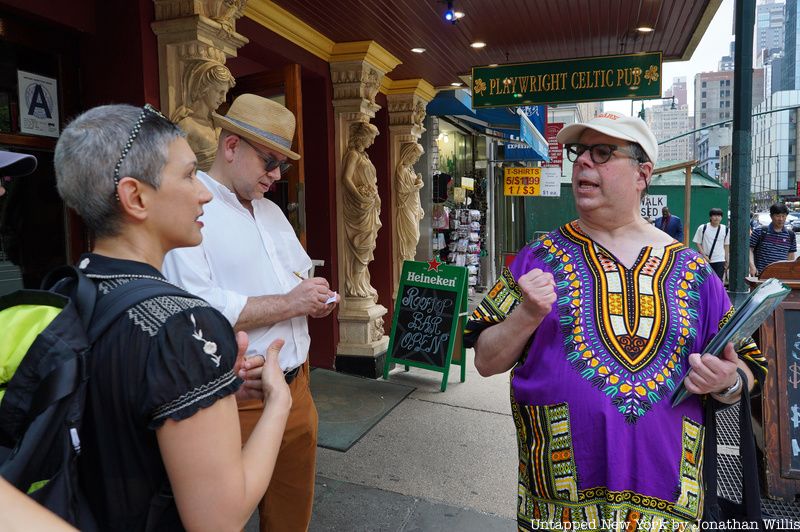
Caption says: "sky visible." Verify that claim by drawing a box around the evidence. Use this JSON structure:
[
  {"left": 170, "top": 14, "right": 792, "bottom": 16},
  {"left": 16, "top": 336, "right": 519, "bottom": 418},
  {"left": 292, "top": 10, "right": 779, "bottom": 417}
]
[{"left": 604, "top": 0, "right": 736, "bottom": 116}]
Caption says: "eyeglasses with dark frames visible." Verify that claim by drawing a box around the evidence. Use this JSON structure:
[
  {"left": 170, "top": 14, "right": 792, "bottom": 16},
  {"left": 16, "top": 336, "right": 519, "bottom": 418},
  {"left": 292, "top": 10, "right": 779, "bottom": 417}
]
[
  {"left": 112, "top": 103, "right": 170, "bottom": 201},
  {"left": 240, "top": 137, "right": 292, "bottom": 176},
  {"left": 565, "top": 143, "right": 640, "bottom": 165}
]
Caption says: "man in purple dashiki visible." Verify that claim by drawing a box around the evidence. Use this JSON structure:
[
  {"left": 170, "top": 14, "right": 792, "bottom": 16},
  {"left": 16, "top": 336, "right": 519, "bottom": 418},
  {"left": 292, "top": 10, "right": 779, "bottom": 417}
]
[{"left": 464, "top": 113, "right": 766, "bottom": 532}]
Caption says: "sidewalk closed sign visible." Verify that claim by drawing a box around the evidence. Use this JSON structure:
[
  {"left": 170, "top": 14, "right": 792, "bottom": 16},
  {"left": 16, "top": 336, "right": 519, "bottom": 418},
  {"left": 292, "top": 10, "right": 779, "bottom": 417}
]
[
  {"left": 640, "top": 195, "right": 666, "bottom": 219},
  {"left": 384, "top": 261, "right": 468, "bottom": 392},
  {"left": 504, "top": 167, "right": 560, "bottom": 196}
]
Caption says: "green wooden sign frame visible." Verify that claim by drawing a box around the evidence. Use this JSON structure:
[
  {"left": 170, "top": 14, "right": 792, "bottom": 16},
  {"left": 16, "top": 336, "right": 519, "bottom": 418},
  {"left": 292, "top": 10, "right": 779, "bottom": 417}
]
[
  {"left": 471, "top": 52, "right": 662, "bottom": 108},
  {"left": 383, "top": 261, "right": 468, "bottom": 392}
]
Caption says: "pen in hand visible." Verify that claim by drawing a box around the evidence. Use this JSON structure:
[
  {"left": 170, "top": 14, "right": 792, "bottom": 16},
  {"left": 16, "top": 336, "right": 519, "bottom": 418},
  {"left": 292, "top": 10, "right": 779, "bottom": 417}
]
[{"left": 294, "top": 270, "right": 338, "bottom": 305}]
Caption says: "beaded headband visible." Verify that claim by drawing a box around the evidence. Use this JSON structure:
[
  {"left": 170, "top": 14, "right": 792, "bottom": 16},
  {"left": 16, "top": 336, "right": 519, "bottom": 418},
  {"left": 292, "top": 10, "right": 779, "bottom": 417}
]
[{"left": 112, "top": 104, "right": 169, "bottom": 201}]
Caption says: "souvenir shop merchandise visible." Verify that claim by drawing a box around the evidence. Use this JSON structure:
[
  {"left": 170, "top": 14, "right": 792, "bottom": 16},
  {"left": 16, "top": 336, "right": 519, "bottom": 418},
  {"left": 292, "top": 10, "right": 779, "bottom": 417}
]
[
  {"left": 446, "top": 207, "right": 483, "bottom": 295},
  {"left": 429, "top": 169, "right": 487, "bottom": 296},
  {"left": 432, "top": 203, "right": 452, "bottom": 260}
]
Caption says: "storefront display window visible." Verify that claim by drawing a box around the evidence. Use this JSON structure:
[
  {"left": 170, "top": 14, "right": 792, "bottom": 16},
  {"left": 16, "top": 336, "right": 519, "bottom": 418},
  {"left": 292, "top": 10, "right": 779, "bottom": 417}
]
[{"left": 431, "top": 122, "right": 488, "bottom": 296}]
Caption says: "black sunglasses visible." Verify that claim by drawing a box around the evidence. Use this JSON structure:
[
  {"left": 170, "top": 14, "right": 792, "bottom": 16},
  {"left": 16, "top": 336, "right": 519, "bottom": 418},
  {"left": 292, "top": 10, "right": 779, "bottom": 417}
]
[
  {"left": 240, "top": 138, "right": 292, "bottom": 176},
  {"left": 565, "top": 143, "right": 639, "bottom": 165},
  {"left": 112, "top": 103, "right": 170, "bottom": 202}
]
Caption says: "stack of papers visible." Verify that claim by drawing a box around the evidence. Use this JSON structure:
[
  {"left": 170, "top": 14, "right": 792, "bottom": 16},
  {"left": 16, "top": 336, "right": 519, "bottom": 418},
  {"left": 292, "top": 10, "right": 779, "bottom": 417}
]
[{"left": 671, "top": 277, "right": 790, "bottom": 406}]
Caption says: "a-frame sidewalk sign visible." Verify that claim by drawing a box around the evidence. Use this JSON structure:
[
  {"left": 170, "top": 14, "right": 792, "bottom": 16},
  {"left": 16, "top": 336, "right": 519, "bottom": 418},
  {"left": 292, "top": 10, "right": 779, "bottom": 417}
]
[{"left": 383, "top": 259, "right": 468, "bottom": 392}]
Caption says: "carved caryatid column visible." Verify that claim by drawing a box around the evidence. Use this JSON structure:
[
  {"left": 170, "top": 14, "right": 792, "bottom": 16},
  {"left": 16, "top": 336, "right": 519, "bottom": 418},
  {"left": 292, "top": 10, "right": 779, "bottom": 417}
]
[
  {"left": 395, "top": 141, "right": 425, "bottom": 263},
  {"left": 386, "top": 81, "right": 435, "bottom": 300},
  {"left": 151, "top": 0, "right": 248, "bottom": 169},
  {"left": 331, "top": 44, "right": 400, "bottom": 370},
  {"left": 170, "top": 59, "right": 236, "bottom": 171}
]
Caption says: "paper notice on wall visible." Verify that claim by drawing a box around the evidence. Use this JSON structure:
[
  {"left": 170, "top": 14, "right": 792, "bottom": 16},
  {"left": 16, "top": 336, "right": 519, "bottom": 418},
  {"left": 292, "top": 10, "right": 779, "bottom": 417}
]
[
  {"left": 17, "top": 71, "right": 59, "bottom": 138},
  {"left": 540, "top": 168, "right": 561, "bottom": 197}
]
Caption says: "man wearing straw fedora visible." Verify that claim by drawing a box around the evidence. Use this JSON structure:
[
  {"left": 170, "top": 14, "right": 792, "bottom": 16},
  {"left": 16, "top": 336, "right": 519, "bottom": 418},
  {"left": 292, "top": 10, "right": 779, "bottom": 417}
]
[{"left": 164, "top": 94, "right": 339, "bottom": 531}]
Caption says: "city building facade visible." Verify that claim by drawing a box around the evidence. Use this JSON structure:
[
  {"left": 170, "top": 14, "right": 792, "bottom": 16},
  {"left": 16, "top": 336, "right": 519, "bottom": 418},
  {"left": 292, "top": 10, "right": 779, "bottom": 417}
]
[{"left": 646, "top": 102, "right": 693, "bottom": 164}]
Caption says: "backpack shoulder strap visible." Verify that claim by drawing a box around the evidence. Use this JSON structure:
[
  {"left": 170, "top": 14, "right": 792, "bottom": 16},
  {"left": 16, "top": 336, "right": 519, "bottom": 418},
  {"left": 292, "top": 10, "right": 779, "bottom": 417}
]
[
  {"left": 41, "top": 266, "right": 98, "bottom": 329},
  {"left": 22, "top": 277, "right": 194, "bottom": 419},
  {"left": 87, "top": 278, "right": 196, "bottom": 343}
]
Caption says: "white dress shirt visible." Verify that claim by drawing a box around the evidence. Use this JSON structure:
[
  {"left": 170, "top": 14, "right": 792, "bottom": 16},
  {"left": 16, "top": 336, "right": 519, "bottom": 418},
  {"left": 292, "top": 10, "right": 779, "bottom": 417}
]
[{"left": 163, "top": 171, "right": 312, "bottom": 371}]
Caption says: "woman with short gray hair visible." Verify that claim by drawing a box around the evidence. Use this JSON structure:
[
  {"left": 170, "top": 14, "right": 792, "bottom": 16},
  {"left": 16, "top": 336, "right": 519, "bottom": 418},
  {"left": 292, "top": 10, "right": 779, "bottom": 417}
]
[{"left": 53, "top": 103, "right": 291, "bottom": 531}]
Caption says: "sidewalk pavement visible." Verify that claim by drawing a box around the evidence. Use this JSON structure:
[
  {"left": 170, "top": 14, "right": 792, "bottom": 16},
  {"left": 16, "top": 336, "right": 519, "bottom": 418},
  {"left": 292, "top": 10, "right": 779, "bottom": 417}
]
[
  {"left": 310, "top": 359, "right": 517, "bottom": 531},
  {"left": 244, "top": 357, "right": 516, "bottom": 532}
]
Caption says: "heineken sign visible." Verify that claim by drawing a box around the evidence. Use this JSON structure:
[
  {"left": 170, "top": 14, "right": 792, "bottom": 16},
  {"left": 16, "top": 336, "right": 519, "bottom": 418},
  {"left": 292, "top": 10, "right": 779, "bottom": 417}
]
[{"left": 471, "top": 52, "right": 662, "bottom": 108}]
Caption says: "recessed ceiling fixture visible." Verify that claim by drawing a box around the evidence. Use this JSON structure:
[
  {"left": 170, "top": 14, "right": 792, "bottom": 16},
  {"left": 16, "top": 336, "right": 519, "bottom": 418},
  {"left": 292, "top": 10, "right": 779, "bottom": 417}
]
[
  {"left": 411, "top": 48, "right": 426, "bottom": 53},
  {"left": 454, "top": 11, "right": 465, "bottom": 19},
  {"left": 451, "top": 82, "right": 463, "bottom": 87},
  {"left": 636, "top": 26, "right": 654, "bottom": 33},
  {"left": 471, "top": 41, "right": 486, "bottom": 49},
  {"left": 488, "top": 63, "right": 498, "bottom": 67}
]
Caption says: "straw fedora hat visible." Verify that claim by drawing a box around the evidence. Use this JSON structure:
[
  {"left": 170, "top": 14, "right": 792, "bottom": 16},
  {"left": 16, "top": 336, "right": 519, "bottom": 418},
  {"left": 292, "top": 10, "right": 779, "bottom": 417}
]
[{"left": 212, "top": 94, "right": 300, "bottom": 160}]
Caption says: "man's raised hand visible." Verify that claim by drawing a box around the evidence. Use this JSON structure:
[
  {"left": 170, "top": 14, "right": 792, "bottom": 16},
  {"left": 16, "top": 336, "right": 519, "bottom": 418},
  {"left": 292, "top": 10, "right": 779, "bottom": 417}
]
[{"left": 516, "top": 268, "right": 557, "bottom": 325}]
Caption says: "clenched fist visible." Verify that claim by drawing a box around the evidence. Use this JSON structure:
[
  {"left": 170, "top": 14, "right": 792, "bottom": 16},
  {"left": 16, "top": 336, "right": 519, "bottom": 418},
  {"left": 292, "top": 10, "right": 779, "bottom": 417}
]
[{"left": 516, "top": 268, "right": 557, "bottom": 323}]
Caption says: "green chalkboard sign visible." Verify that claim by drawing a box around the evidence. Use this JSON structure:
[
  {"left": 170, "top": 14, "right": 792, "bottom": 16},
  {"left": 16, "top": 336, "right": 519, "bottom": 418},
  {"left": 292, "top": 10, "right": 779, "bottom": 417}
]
[{"left": 383, "top": 260, "right": 468, "bottom": 391}]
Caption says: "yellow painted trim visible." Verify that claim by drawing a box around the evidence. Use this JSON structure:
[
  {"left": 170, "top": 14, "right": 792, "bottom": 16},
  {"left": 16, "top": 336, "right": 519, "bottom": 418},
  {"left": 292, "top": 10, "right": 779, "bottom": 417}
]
[
  {"left": 330, "top": 41, "right": 402, "bottom": 73},
  {"left": 383, "top": 78, "right": 437, "bottom": 101},
  {"left": 678, "top": 0, "right": 722, "bottom": 62},
  {"left": 380, "top": 77, "right": 394, "bottom": 95},
  {"left": 244, "top": 0, "right": 335, "bottom": 61}
]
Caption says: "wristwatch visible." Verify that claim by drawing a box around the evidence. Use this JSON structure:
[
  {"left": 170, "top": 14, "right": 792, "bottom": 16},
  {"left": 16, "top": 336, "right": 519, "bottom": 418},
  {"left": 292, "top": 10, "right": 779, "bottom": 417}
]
[{"left": 714, "top": 373, "right": 742, "bottom": 399}]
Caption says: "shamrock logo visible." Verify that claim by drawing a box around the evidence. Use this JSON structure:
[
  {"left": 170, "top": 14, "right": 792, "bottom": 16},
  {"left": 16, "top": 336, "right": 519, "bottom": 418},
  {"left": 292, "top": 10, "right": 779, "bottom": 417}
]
[
  {"left": 473, "top": 78, "right": 486, "bottom": 95},
  {"left": 644, "top": 65, "right": 660, "bottom": 85}
]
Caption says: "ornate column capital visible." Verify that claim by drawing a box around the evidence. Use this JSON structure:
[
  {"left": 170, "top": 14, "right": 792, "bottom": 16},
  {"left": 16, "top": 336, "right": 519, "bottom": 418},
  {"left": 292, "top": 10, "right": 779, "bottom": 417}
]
[
  {"left": 330, "top": 61, "right": 387, "bottom": 118},
  {"left": 385, "top": 79, "right": 435, "bottom": 138}
]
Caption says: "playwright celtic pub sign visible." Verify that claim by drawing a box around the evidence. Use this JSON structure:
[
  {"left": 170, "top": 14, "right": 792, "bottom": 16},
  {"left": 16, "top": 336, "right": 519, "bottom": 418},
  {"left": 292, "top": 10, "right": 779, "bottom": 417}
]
[{"left": 472, "top": 52, "right": 662, "bottom": 108}]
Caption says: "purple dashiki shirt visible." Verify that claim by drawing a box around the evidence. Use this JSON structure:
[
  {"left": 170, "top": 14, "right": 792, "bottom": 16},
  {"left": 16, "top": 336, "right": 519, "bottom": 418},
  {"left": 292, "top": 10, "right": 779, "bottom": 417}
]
[{"left": 464, "top": 221, "right": 766, "bottom": 532}]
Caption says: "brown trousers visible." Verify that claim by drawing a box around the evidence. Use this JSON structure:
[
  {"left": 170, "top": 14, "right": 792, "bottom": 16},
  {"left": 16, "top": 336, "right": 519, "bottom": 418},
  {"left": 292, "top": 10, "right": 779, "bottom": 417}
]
[{"left": 239, "top": 363, "right": 318, "bottom": 532}]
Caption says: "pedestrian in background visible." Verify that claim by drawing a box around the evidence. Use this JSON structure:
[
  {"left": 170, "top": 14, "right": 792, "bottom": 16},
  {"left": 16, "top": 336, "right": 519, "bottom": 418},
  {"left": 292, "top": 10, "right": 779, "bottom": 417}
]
[
  {"left": 749, "top": 202, "right": 796, "bottom": 277},
  {"left": 750, "top": 211, "right": 761, "bottom": 231},
  {"left": 654, "top": 205, "right": 683, "bottom": 241},
  {"left": 693, "top": 207, "right": 729, "bottom": 280}
]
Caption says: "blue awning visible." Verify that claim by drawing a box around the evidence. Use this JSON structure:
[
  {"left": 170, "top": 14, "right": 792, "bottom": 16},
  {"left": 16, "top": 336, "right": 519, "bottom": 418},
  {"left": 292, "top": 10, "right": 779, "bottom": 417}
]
[
  {"left": 426, "top": 90, "right": 548, "bottom": 161},
  {"left": 518, "top": 109, "right": 549, "bottom": 162}
]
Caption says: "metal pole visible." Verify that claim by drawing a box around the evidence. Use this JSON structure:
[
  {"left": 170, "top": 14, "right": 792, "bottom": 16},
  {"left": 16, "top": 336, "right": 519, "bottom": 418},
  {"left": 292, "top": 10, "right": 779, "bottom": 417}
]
[
  {"left": 684, "top": 165, "right": 692, "bottom": 245},
  {"left": 729, "top": 0, "right": 756, "bottom": 304}
]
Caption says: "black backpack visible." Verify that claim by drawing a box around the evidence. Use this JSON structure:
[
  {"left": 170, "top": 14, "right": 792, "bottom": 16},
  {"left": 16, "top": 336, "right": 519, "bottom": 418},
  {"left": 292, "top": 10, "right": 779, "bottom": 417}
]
[{"left": 0, "top": 266, "right": 190, "bottom": 529}]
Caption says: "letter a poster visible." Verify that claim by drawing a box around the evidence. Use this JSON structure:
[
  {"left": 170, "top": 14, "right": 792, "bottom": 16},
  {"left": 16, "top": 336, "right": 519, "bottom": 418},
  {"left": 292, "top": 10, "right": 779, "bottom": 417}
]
[{"left": 18, "top": 70, "right": 60, "bottom": 138}]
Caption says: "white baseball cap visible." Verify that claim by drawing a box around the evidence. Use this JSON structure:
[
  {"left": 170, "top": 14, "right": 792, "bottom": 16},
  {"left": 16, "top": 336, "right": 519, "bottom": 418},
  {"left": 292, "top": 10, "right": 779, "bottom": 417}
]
[
  {"left": 556, "top": 111, "right": 658, "bottom": 166},
  {"left": 0, "top": 151, "right": 37, "bottom": 177}
]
